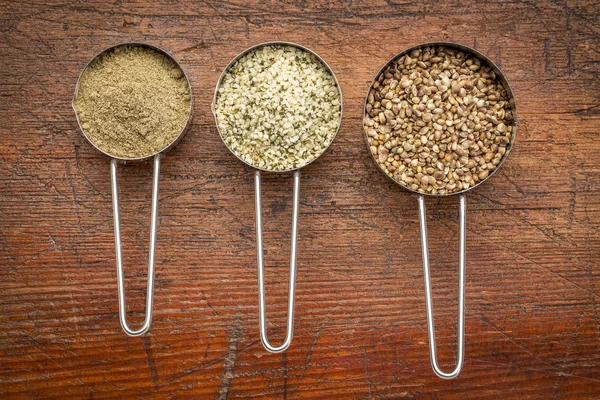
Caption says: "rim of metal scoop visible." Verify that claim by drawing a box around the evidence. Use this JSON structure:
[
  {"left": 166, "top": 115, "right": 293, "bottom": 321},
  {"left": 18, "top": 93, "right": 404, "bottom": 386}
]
[
  {"left": 72, "top": 41, "right": 193, "bottom": 162},
  {"left": 211, "top": 41, "right": 343, "bottom": 173},
  {"left": 362, "top": 41, "right": 517, "bottom": 197}
]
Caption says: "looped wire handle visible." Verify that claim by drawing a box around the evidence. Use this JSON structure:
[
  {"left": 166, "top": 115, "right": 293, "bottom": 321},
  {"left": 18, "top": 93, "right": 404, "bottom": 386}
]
[
  {"left": 110, "top": 154, "right": 161, "bottom": 337},
  {"left": 255, "top": 169, "right": 300, "bottom": 353},
  {"left": 418, "top": 194, "right": 466, "bottom": 379}
]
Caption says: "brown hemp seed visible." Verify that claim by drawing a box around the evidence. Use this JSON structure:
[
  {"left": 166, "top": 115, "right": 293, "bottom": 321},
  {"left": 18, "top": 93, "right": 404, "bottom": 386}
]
[{"left": 364, "top": 46, "right": 514, "bottom": 195}]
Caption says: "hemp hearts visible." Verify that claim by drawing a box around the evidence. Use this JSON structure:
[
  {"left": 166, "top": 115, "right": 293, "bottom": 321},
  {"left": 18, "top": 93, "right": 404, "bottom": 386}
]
[
  {"left": 364, "top": 46, "right": 514, "bottom": 195},
  {"left": 74, "top": 44, "right": 191, "bottom": 159},
  {"left": 214, "top": 45, "right": 342, "bottom": 171}
]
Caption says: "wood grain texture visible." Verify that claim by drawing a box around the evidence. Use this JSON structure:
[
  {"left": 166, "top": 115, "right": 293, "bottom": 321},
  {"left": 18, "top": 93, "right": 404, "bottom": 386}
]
[{"left": 1, "top": 0, "right": 599, "bottom": 398}]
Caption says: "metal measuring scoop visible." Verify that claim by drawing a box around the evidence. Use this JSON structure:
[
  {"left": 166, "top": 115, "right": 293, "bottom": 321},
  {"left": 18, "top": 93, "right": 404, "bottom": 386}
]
[
  {"left": 363, "top": 42, "right": 517, "bottom": 378},
  {"left": 73, "top": 42, "right": 193, "bottom": 336},
  {"left": 212, "top": 42, "right": 343, "bottom": 353}
]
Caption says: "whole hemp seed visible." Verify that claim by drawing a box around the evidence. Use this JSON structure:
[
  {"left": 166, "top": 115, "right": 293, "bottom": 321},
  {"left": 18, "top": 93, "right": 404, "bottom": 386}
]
[
  {"left": 364, "top": 46, "right": 514, "bottom": 195},
  {"left": 74, "top": 44, "right": 191, "bottom": 159},
  {"left": 214, "top": 45, "right": 342, "bottom": 171}
]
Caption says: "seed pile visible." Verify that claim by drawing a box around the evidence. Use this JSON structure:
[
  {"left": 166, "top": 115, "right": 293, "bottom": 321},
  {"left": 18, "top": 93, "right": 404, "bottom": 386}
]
[
  {"left": 74, "top": 45, "right": 191, "bottom": 159},
  {"left": 364, "top": 46, "right": 514, "bottom": 194},
  {"left": 214, "top": 45, "right": 341, "bottom": 171}
]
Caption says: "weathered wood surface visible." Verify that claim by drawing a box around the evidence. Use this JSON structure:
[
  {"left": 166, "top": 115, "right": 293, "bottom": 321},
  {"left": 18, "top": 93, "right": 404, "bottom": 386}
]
[{"left": 1, "top": 0, "right": 599, "bottom": 398}]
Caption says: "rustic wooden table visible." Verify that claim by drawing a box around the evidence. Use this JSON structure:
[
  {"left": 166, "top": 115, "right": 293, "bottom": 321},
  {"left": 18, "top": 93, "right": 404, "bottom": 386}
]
[{"left": 1, "top": 1, "right": 599, "bottom": 398}]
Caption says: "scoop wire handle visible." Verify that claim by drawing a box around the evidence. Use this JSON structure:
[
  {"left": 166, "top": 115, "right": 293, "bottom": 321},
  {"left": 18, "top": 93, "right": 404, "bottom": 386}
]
[
  {"left": 255, "top": 169, "right": 300, "bottom": 353},
  {"left": 418, "top": 194, "right": 466, "bottom": 379},
  {"left": 110, "top": 154, "right": 160, "bottom": 337}
]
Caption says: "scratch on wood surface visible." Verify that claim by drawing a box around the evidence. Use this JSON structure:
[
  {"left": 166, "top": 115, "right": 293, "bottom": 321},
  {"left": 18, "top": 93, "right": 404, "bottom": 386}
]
[
  {"left": 217, "top": 317, "right": 242, "bottom": 400},
  {"left": 143, "top": 336, "right": 160, "bottom": 390},
  {"left": 292, "top": 302, "right": 338, "bottom": 391},
  {"left": 363, "top": 345, "right": 373, "bottom": 398},
  {"left": 87, "top": 384, "right": 94, "bottom": 400},
  {"left": 282, "top": 352, "right": 288, "bottom": 400},
  {"left": 480, "top": 316, "right": 565, "bottom": 374},
  {"left": 470, "top": 357, "right": 600, "bottom": 384}
]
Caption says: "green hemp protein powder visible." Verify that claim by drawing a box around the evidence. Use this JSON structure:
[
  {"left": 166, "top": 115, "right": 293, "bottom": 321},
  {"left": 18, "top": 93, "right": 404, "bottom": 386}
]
[{"left": 74, "top": 44, "right": 191, "bottom": 159}]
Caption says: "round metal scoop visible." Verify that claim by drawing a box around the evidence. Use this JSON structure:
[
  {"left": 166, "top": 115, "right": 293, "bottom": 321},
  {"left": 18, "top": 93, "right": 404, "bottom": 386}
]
[
  {"left": 363, "top": 42, "right": 516, "bottom": 378},
  {"left": 73, "top": 42, "right": 193, "bottom": 336},
  {"left": 212, "top": 42, "right": 343, "bottom": 353}
]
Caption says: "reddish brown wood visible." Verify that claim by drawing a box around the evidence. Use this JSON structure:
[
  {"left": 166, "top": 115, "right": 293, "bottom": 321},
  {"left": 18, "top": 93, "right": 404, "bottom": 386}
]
[{"left": 1, "top": 0, "right": 599, "bottom": 398}]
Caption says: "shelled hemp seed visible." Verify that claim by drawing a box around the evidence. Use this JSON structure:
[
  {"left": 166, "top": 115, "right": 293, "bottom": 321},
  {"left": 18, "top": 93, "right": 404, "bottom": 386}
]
[
  {"left": 364, "top": 46, "right": 514, "bottom": 195},
  {"left": 74, "top": 44, "right": 191, "bottom": 159},
  {"left": 215, "top": 45, "right": 342, "bottom": 171}
]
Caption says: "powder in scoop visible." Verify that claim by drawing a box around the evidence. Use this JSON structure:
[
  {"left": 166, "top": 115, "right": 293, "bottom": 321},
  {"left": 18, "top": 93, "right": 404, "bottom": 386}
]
[{"left": 74, "top": 44, "right": 191, "bottom": 159}]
